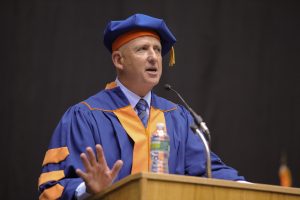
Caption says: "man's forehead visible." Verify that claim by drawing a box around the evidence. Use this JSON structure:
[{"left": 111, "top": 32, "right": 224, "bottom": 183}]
[{"left": 122, "top": 36, "right": 161, "bottom": 48}]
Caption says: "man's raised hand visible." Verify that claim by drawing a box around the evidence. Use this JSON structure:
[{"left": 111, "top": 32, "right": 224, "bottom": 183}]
[{"left": 76, "top": 144, "right": 123, "bottom": 194}]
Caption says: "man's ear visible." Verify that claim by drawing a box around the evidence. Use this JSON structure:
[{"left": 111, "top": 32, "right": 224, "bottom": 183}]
[{"left": 112, "top": 51, "right": 124, "bottom": 70}]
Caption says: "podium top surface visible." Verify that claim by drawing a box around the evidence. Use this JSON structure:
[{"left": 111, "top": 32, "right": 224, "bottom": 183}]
[{"left": 88, "top": 172, "right": 300, "bottom": 200}]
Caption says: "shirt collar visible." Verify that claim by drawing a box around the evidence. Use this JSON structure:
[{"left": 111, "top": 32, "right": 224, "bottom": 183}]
[{"left": 115, "top": 78, "right": 151, "bottom": 108}]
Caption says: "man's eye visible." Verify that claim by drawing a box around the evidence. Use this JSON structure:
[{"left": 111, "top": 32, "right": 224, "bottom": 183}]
[{"left": 138, "top": 46, "right": 147, "bottom": 51}]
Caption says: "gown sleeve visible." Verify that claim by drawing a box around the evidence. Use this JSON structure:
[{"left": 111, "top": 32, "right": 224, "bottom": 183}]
[
  {"left": 180, "top": 105, "right": 245, "bottom": 181},
  {"left": 38, "top": 104, "right": 101, "bottom": 200}
]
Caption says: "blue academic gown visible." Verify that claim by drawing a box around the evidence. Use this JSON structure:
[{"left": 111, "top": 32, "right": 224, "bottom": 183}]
[{"left": 38, "top": 85, "right": 244, "bottom": 199}]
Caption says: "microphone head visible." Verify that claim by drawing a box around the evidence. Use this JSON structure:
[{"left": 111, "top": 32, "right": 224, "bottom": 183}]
[{"left": 164, "top": 84, "right": 172, "bottom": 91}]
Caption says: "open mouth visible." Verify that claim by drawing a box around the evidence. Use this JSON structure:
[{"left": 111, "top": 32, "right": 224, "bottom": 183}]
[{"left": 146, "top": 67, "right": 157, "bottom": 72}]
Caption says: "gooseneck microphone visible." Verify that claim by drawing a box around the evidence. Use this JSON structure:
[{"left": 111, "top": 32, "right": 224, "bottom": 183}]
[
  {"left": 164, "top": 84, "right": 212, "bottom": 178},
  {"left": 164, "top": 84, "right": 211, "bottom": 143}
]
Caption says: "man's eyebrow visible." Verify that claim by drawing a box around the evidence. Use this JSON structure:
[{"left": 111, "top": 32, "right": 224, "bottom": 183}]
[{"left": 133, "top": 43, "right": 149, "bottom": 48}]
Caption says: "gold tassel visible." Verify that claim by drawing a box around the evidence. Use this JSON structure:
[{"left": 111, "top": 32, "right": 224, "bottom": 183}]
[{"left": 169, "top": 46, "right": 175, "bottom": 67}]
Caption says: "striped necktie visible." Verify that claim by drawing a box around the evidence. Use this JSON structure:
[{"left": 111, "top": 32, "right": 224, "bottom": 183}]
[{"left": 135, "top": 99, "right": 148, "bottom": 127}]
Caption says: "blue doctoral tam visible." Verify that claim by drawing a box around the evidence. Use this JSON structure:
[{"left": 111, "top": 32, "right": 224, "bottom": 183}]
[{"left": 103, "top": 13, "right": 176, "bottom": 56}]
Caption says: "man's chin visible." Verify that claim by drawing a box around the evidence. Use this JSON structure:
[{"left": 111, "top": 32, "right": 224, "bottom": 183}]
[{"left": 146, "top": 78, "right": 160, "bottom": 88}]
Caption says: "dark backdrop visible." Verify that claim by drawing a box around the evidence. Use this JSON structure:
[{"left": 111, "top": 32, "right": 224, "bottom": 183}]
[{"left": 1, "top": 0, "right": 299, "bottom": 199}]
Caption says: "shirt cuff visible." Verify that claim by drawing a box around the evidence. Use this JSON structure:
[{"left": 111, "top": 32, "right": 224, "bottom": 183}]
[
  {"left": 75, "top": 182, "right": 91, "bottom": 200},
  {"left": 237, "top": 180, "right": 252, "bottom": 184}
]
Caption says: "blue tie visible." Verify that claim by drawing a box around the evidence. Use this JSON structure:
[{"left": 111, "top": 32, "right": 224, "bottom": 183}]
[{"left": 136, "top": 99, "right": 148, "bottom": 127}]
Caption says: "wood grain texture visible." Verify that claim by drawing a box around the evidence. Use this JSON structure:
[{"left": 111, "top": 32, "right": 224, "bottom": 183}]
[{"left": 87, "top": 172, "right": 300, "bottom": 200}]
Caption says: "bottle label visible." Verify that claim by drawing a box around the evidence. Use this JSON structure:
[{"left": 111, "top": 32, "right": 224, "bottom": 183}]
[
  {"left": 150, "top": 134, "right": 170, "bottom": 173},
  {"left": 151, "top": 140, "right": 170, "bottom": 151}
]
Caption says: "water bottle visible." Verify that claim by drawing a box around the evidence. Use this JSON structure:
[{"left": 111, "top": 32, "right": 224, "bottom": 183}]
[{"left": 150, "top": 123, "right": 170, "bottom": 173}]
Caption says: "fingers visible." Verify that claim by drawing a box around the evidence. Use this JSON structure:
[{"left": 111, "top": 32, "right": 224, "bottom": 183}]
[
  {"left": 80, "top": 146, "right": 100, "bottom": 170},
  {"left": 79, "top": 153, "right": 92, "bottom": 172},
  {"left": 86, "top": 147, "right": 98, "bottom": 167},
  {"left": 76, "top": 168, "right": 88, "bottom": 182},
  {"left": 77, "top": 145, "right": 123, "bottom": 183},
  {"left": 79, "top": 145, "right": 105, "bottom": 172},
  {"left": 95, "top": 144, "right": 108, "bottom": 167},
  {"left": 110, "top": 160, "right": 123, "bottom": 181}
]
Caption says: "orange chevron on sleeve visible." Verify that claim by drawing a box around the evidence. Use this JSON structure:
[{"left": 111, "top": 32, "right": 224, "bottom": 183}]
[
  {"left": 38, "top": 170, "right": 65, "bottom": 187},
  {"left": 39, "top": 184, "right": 64, "bottom": 200},
  {"left": 42, "top": 147, "right": 69, "bottom": 166}
]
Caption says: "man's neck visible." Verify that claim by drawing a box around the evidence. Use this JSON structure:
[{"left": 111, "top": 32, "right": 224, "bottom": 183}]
[
  {"left": 116, "top": 78, "right": 152, "bottom": 97},
  {"left": 115, "top": 78, "right": 152, "bottom": 109}
]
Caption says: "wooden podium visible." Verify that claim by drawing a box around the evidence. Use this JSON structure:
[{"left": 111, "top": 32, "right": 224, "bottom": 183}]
[{"left": 87, "top": 172, "right": 300, "bottom": 200}]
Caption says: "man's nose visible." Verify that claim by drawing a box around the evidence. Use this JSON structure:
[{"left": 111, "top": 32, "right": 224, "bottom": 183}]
[{"left": 147, "top": 48, "right": 158, "bottom": 63}]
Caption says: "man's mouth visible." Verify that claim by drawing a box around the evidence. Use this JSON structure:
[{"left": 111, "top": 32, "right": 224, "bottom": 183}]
[{"left": 146, "top": 67, "right": 157, "bottom": 72}]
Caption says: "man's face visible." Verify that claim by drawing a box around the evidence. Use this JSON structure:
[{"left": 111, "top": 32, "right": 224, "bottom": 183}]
[{"left": 116, "top": 36, "right": 163, "bottom": 96}]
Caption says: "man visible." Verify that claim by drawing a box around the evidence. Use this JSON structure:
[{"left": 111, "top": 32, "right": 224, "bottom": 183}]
[{"left": 38, "top": 13, "right": 245, "bottom": 200}]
